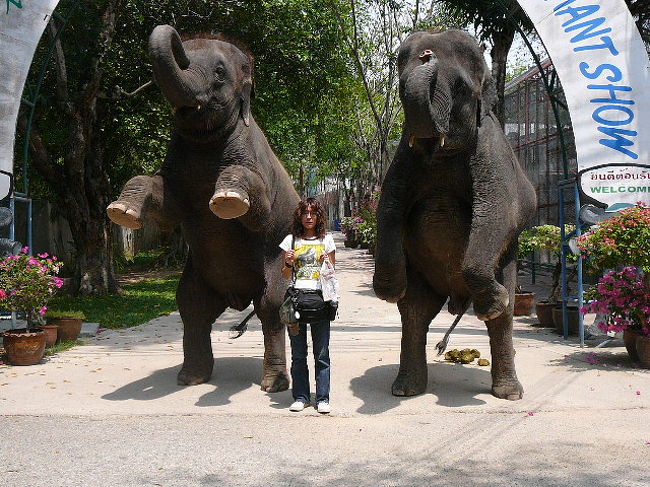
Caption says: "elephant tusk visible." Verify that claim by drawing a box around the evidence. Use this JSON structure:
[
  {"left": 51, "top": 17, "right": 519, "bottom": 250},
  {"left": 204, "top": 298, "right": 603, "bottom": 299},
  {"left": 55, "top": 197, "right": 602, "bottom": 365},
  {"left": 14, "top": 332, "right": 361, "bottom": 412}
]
[
  {"left": 408, "top": 135, "right": 416, "bottom": 148},
  {"left": 197, "top": 104, "right": 202, "bottom": 111},
  {"left": 440, "top": 136, "right": 445, "bottom": 148}
]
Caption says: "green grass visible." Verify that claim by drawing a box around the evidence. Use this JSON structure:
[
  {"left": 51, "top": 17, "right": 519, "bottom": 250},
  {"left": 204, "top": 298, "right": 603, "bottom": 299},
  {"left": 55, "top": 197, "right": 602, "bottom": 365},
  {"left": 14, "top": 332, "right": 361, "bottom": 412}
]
[
  {"left": 49, "top": 275, "right": 180, "bottom": 329},
  {"left": 45, "top": 340, "right": 84, "bottom": 356}
]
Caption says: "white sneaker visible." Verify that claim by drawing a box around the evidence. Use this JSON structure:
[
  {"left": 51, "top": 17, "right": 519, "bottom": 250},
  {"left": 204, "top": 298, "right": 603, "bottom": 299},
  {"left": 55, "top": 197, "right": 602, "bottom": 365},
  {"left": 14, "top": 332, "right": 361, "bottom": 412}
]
[
  {"left": 316, "top": 401, "right": 331, "bottom": 414},
  {"left": 289, "top": 400, "right": 309, "bottom": 412}
]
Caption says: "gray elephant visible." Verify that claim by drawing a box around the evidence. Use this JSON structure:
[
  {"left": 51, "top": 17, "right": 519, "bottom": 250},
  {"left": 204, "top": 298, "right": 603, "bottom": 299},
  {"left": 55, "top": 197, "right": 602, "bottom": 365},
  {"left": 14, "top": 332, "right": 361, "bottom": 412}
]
[
  {"left": 107, "top": 25, "right": 298, "bottom": 391},
  {"left": 373, "top": 30, "right": 537, "bottom": 400}
]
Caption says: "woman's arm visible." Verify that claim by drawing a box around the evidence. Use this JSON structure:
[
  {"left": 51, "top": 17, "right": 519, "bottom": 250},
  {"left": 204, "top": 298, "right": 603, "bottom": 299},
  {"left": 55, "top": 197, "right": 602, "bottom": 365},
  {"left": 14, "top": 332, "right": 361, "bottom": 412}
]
[
  {"left": 324, "top": 251, "right": 335, "bottom": 268},
  {"left": 281, "top": 249, "right": 295, "bottom": 280}
]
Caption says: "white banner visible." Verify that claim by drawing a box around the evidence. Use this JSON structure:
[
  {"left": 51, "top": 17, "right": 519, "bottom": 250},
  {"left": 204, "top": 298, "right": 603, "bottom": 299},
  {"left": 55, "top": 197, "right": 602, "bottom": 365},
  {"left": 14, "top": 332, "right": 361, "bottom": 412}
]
[
  {"left": 0, "top": 0, "right": 60, "bottom": 200},
  {"left": 517, "top": 0, "right": 650, "bottom": 208}
]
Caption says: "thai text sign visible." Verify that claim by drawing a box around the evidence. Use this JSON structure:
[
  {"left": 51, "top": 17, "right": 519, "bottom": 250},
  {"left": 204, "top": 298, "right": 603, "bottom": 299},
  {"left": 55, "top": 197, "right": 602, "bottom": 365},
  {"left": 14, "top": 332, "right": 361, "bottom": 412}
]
[
  {"left": 517, "top": 0, "right": 650, "bottom": 208},
  {"left": 0, "top": 0, "right": 60, "bottom": 200}
]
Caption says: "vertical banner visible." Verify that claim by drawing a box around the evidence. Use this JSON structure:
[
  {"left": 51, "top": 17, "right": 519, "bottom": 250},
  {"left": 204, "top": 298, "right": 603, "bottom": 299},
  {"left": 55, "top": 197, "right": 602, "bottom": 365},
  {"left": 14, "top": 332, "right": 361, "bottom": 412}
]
[
  {"left": 517, "top": 0, "right": 650, "bottom": 208},
  {"left": 0, "top": 0, "right": 60, "bottom": 200}
]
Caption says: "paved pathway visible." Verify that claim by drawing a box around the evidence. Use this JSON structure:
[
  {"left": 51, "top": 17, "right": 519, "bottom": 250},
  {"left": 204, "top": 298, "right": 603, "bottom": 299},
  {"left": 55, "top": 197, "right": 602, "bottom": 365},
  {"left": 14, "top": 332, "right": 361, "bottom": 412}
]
[{"left": 1, "top": 233, "right": 648, "bottom": 486}]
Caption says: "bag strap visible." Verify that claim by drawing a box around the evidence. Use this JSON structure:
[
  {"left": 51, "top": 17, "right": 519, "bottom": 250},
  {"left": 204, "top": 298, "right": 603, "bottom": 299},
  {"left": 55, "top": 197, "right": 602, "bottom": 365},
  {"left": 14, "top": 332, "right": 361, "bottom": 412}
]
[{"left": 290, "top": 234, "right": 296, "bottom": 284}]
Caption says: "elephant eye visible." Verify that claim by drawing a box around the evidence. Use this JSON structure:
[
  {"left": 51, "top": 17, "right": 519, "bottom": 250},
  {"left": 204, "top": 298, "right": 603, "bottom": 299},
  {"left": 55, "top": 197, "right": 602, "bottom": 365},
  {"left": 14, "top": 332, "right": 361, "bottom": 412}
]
[{"left": 214, "top": 65, "right": 226, "bottom": 83}]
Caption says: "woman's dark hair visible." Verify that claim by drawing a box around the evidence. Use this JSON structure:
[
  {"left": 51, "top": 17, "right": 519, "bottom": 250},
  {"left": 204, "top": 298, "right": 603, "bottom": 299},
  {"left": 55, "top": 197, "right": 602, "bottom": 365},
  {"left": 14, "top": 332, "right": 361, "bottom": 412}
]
[{"left": 292, "top": 197, "right": 327, "bottom": 239}]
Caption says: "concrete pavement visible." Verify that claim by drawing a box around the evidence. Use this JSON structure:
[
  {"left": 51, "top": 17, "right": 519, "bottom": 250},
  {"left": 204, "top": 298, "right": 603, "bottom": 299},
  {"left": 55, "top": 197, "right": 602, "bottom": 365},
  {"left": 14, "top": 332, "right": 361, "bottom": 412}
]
[{"left": 1, "top": 232, "right": 648, "bottom": 486}]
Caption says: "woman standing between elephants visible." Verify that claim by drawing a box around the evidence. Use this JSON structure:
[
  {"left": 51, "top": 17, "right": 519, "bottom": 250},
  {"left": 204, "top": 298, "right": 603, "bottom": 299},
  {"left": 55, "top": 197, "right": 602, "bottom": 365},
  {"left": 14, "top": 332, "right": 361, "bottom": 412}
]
[{"left": 279, "top": 197, "right": 336, "bottom": 413}]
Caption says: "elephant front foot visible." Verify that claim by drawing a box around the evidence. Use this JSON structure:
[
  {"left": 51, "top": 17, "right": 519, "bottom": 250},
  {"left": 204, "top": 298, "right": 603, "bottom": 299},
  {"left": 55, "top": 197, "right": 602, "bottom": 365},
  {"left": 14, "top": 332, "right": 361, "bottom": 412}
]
[
  {"left": 106, "top": 202, "right": 142, "bottom": 230},
  {"left": 473, "top": 283, "right": 509, "bottom": 321},
  {"left": 260, "top": 369, "right": 290, "bottom": 393},
  {"left": 391, "top": 367, "right": 427, "bottom": 397},
  {"left": 373, "top": 265, "right": 407, "bottom": 303},
  {"left": 491, "top": 379, "right": 524, "bottom": 401},
  {"left": 177, "top": 362, "right": 213, "bottom": 386},
  {"left": 209, "top": 190, "right": 250, "bottom": 219}
]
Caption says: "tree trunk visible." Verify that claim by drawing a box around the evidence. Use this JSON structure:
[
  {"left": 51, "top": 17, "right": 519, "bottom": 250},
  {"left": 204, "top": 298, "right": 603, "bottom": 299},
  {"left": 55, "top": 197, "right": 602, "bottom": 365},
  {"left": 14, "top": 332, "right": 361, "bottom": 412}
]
[
  {"left": 21, "top": 1, "right": 124, "bottom": 295},
  {"left": 490, "top": 26, "right": 516, "bottom": 129},
  {"left": 76, "top": 110, "right": 118, "bottom": 295}
]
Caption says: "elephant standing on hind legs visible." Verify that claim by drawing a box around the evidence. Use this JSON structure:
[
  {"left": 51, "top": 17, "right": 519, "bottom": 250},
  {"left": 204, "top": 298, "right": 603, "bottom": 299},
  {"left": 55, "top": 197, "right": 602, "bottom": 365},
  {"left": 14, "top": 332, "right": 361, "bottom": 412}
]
[
  {"left": 373, "top": 30, "right": 537, "bottom": 400},
  {"left": 107, "top": 25, "right": 299, "bottom": 391}
]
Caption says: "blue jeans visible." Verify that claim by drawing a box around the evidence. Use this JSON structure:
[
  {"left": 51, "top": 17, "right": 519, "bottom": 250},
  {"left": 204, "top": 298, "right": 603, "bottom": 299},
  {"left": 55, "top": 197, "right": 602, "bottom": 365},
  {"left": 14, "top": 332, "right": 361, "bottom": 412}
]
[{"left": 289, "top": 320, "right": 330, "bottom": 404}]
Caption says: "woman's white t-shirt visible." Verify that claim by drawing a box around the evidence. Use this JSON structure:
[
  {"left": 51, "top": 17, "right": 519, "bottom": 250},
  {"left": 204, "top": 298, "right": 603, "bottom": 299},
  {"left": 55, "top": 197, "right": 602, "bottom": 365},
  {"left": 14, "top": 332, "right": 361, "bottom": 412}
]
[{"left": 279, "top": 234, "right": 336, "bottom": 290}]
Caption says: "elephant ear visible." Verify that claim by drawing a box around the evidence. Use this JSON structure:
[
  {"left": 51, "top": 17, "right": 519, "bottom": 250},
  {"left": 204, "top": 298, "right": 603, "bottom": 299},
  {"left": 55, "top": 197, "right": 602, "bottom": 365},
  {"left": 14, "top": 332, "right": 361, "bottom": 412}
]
[
  {"left": 240, "top": 81, "right": 252, "bottom": 127},
  {"left": 478, "top": 71, "right": 497, "bottom": 126}
]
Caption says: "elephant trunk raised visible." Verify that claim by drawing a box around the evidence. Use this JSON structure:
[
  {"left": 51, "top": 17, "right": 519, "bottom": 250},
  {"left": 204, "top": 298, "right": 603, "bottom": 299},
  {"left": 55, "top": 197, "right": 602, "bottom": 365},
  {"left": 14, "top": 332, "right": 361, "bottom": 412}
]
[
  {"left": 402, "top": 54, "right": 450, "bottom": 140},
  {"left": 149, "top": 24, "right": 203, "bottom": 108},
  {"left": 107, "top": 26, "right": 301, "bottom": 393}
]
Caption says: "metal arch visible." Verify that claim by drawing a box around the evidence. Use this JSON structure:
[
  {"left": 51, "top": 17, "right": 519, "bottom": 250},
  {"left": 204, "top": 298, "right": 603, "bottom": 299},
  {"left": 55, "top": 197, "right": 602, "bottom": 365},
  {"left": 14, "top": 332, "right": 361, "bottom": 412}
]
[
  {"left": 491, "top": 0, "right": 572, "bottom": 180},
  {"left": 492, "top": 0, "right": 585, "bottom": 345},
  {"left": 19, "top": 2, "right": 78, "bottom": 197},
  {"left": 11, "top": 1, "right": 78, "bottom": 255}
]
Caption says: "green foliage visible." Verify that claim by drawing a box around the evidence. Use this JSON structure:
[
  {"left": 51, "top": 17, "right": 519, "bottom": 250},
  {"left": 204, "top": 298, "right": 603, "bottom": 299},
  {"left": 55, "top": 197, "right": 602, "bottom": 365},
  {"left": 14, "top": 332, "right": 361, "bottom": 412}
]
[
  {"left": 49, "top": 275, "right": 180, "bottom": 329},
  {"left": 518, "top": 224, "right": 579, "bottom": 301},
  {"left": 438, "top": 0, "right": 534, "bottom": 42},
  {"left": 518, "top": 224, "right": 577, "bottom": 258},
  {"left": 577, "top": 204, "right": 650, "bottom": 273},
  {"left": 20, "top": 0, "right": 359, "bottom": 198},
  {"left": 113, "top": 248, "right": 168, "bottom": 274},
  {"left": 112, "top": 0, "right": 357, "bottom": 190}
]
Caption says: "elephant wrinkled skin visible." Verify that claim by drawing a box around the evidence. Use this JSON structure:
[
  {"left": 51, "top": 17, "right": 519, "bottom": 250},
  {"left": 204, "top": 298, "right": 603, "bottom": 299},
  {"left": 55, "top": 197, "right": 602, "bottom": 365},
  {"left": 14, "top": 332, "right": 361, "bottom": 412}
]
[
  {"left": 373, "top": 30, "right": 537, "bottom": 401},
  {"left": 107, "top": 25, "right": 298, "bottom": 391}
]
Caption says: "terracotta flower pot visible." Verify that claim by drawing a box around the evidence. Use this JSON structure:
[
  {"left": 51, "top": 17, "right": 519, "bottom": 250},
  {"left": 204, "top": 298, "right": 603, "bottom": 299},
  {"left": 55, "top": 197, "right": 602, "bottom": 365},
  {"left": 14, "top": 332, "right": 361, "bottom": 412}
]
[
  {"left": 2, "top": 328, "right": 46, "bottom": 365},
  {"left": 535, "top": 300, "right": 555, "bottom": 327},
  {"left": 623, "top": 329, "right": 650, "bottom": 368},
  {"left": 41, "top": 324, "right": 59, "bottom": 347},
  {"left": 636, "top": 334, "right": 650, "bottom": 369},
  {"left": 51, "top": 318, "right": 82, "bottom": 343},
  {"left": 553, "top": 305, "right": 581, "bottom": 336},
  {"left": 513, "top": 292, "right": 535, "bottom": 316}
]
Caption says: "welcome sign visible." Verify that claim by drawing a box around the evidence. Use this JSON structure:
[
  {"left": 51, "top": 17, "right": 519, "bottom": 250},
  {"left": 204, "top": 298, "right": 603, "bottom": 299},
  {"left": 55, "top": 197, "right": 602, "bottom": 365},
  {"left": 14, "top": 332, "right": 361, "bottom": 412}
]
[
  {"left": 517, "top": 0, "right": 650, "bottom": 208},
  {"left": 0, "top": 0, "right": 60, "bottom": 201}
]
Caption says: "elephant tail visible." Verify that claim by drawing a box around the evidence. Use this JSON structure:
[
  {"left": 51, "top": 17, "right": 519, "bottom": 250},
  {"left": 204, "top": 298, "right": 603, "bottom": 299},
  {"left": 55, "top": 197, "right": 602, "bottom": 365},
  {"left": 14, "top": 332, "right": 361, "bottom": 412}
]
[
  {"left": 435, "top": 301, "right": 471, "bottom": 356},
  {"left": 228, "top": 309, "right": 256, "bottom": 339}
]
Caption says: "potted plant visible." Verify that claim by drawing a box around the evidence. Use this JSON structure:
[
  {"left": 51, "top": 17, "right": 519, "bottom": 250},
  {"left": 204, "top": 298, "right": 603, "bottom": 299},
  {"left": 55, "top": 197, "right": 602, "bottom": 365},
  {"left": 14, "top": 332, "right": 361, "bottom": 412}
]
[
  {"left": 0, "top": 248, "right": 64, "bottom": 365},
  {"left": 340, "top": 216, "right": 361, "bottom": 248},
  {"left": 580, "top": 267, "right": 649, "bottom": 366},
  {"left": 518, "top": 224, "right": 577, "bottom": 325},
  {"left": 46, "top": 310, "right": 86, "bottom": 343},
  {"left": 515, "top": 229, "right": 537, "bottom": 316},
  {"left": 354, "top": 192, "right": 379, "bottom": 254},
  {"left": 578, "top": 203, "right": 650, "bottom": 365}
]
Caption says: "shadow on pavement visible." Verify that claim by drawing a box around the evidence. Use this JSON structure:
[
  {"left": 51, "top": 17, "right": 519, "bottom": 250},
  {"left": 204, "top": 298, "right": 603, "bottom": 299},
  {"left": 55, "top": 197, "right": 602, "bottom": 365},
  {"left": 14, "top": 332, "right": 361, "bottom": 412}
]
[
  {"left": 251, "top": 446, "right": 647, "bottom": 487},
  {"left": 350, "top": 361, "right": 491, "bottom": 414},
  {"left": 102, "top": 357, "right": 269, "bottom": 407},
  {"left": 547, "top": 349, "right": 645, "bottom": 371}
]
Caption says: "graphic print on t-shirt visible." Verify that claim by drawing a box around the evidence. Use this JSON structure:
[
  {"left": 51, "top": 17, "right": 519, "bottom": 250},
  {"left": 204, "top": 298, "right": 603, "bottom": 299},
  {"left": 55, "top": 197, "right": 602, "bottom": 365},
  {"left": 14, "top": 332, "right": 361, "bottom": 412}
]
[{"left": 295, "top": 243, "right": 325, "bottom": 281}]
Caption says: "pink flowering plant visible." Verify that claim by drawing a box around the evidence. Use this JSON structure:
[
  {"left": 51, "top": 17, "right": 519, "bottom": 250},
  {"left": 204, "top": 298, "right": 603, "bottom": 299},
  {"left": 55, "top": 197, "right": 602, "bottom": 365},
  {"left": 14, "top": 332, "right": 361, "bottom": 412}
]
[
  {"left": 354, "top": 192, "right": 380, "bottom": 246},
  {"left": 581, "top": 266, "right": 650, "bottom": 337},
  {"left": 340, "top": 216, "right": 364, "bottom": 239},
  {"left": 0, "top": 247, "right": 64, "bottom": 329},
  {"left": 576, "top": 203, "right": 650, "bottom": 273},
  {"left": 339, "top": 191, "right": 381, "bottom": 246}
]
